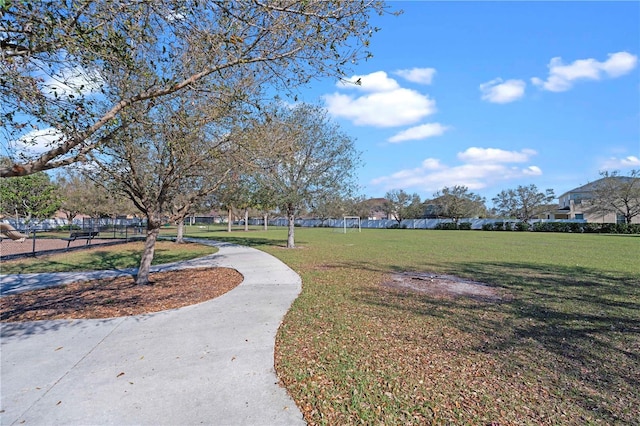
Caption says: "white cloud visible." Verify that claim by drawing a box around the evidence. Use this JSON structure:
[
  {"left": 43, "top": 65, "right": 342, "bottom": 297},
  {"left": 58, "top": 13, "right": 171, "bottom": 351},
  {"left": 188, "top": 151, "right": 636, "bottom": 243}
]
[
  {"left": 523, "top": 166, "right": 543, "bottom": 176},
  {"left": 394, "top": 67, "right": 436, "bottom": 85},
  {"left": 457, "top": 147, "right": 537, "bottom": 164},
  {"left": 324, "top": 87, "right": 436, "bottom": 128},
  {"left": 479, "top": 78, "right": 526, "bottom": 103},
  {"left": 421, "top": 158, "right": 444, "bottom": 170},
  {"left": 600, "top": 155, "right": 640, "bottom": 170},
  {"left": 15, "top": 127, "right": 66, "bottom": 154},
  {"left": 388, "top": 123, "right": 449, "bottom": 143},
  {"left": 337, "top": 71, "right": 400, "bottom": 92},
  {"left": 600, "top": 52, "right": 638, "bottom": 77},
  {"left": 41, "top": 66, "right": 103, "bottom": 98},
  {"left": 532, "top": 51, "right": 638, "bottom": 92},
  {"left": 371, "top": 147, "right": 541, "bottom": 193}
]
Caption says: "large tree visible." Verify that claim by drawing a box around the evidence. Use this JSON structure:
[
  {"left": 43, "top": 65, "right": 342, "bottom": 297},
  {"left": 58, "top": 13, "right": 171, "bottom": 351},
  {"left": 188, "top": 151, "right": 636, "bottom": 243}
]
[
  {"left": 383, "top": 189, "right": 422, "bottom": 224},
  {"left": 492, "top": 184, "right": 555, "bottom": 222},
  {"left": 1, "top": 0, "right": 389, "bottom": 177},
  {"left": 91, "top": 96, "right": 237, "bottom": 285},
  {"left": 428, "top": 185, "right": 487, "bottom": 223},
  {"left": 256, "top": 103, "right": 360, "bottom": 248},
  {"left": 587, "top": 170, "right": 640, "bottom": 224}
]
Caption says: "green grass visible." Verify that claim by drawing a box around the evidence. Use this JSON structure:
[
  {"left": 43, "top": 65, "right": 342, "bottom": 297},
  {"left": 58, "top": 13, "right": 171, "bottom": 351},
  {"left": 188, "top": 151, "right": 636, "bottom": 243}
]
[
  {"left": 4, "top": 225, "right": 639, "bottom": 424},
  {"left": 0, "top": 241, "right": 217, "bottom": 274},
  {"left": 183, "top": 226, "right": 640, "bottom": 425}
]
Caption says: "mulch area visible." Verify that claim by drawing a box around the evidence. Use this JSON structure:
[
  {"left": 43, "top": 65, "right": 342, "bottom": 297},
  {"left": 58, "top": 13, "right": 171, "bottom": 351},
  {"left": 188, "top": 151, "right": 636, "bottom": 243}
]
[
  {"left": 1, "top": 238, "right": 245, "bottom": 322},
  {"left": 0, "top": 267, "right": 244, "bottom": 322}
]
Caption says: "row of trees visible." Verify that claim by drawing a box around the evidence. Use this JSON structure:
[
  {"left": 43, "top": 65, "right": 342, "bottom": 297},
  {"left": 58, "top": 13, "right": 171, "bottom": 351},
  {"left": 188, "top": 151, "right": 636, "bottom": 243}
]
[
  {"left": 381, "top": 184, "right": 555, "bottom": 224},
  {"left": 381, "top": 171, "right": 640, "bottom": 225},
  {"left": 1, "top": 102, "right": 362, "bottom": 282},
  {"left": 4, "top": 169, "right": 639, "bottom": 235}
]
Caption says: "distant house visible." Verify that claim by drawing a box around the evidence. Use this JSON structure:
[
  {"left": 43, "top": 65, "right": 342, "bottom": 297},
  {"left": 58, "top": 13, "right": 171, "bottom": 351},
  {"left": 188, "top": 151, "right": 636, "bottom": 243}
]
[
  {"left": 363, "top": 198, "right": 391, "bottom": 220},
  {"left": 554, "top": 176, "right": 640, "bottom": 224}
]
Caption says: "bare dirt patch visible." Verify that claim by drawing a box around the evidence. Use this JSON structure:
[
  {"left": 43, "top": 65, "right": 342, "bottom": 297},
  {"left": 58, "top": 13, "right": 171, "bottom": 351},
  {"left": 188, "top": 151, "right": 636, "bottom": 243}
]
[
  {"left": 382, "top": 271, "right": 505, "bottom": 302},
  {"left": 0, "top": 267, "right": 243, "bottom": 322}
]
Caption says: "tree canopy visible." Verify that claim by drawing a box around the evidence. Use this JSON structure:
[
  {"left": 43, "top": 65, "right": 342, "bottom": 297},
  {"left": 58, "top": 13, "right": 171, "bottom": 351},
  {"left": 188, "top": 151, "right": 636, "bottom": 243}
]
[
  {"left": 0, "top": 167, "right": 60, "bottom": 223},
  {"left": 492, "top": 184, "right": 555, "bottom": 221},
  {"left": 427, "top": 186, "right": 487, "bottom": 222},
  {"left": 255, "top": 103, "right": 361, "bottom": 248},
  {"left": 1, "top": 0, "right": 389, "bottom": 177},
  {"left": 383, "top": 189, "right": 423, "bottom": 223}
]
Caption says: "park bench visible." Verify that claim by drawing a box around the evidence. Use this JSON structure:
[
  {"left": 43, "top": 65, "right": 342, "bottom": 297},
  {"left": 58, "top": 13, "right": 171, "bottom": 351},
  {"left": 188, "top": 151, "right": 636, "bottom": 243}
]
[{"left": 62, "top": 230, "right": 100, "bottom": 248}]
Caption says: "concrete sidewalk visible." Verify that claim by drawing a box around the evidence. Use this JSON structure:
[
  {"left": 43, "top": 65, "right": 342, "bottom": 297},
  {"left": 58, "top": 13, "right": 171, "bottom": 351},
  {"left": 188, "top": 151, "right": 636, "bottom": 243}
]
[{"left": 0, "top": 240, "right": 306, "bottom": 425}]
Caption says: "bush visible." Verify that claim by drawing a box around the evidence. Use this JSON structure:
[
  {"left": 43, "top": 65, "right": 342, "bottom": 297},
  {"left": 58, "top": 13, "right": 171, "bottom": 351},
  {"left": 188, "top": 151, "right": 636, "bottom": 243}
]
[
  {"left": 529, "top": 221, "right": 640, "bottom": 234},
  {"left": 481, "top": 223, "right": 493, "bottom": 231},
  {"left": 387, "top": 223, "right": 407, "bottom": 229},
  {"left": 568, "top": 222, "right": 584, "bottom": 233},
  {"left": 435, "top": 222, "right": 458, "bottom": 230},
  {"left": 458, "top": 222, "right": 472, "bottom": 230},
  {"left": 582, "top": 223, "right": 600, "bottom": 233},
  {"left": 598, "top": 223, "right": 617, "bottom": 234},
  {"left": 515, "top": 222, "right": 530, "bottom": 231},
  {"left": 504, "top": 222, "right": 513, "bottom": 231},
  {"left": 493, "top": 222, "right": 505, "bottom": 231}
]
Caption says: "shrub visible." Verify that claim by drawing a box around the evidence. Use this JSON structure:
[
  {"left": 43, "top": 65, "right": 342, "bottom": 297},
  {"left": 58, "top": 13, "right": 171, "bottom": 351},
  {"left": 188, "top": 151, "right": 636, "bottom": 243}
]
[
  {"left": 458, "top": 222, "right": 472, "bottom": 230},
  {"left": 435, "top": 222, "right": 458, "bottom": 230},
  {"left": 582, "top": 223, "right": 600, "bottom": 233},
  {"left": 387, "top": 223, "right": 407, "bottom": 229},
  {"left": 529, "top": 222, "right": 640, "bottom": 234},
  {"left": 599, "top": 223, "right": 617, "bottom": 234},
  {"left": 515, "top": 222, "right": 530, "bottom": 231},
  {"left": 481, "top": 223, "right": 493, "bottom": 231},
  {"left": 568, "top": 222, "right": 584, "bottom": 233}
]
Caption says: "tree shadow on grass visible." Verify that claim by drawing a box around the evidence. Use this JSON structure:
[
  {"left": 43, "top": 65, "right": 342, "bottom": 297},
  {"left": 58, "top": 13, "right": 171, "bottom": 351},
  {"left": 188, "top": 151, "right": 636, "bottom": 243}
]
[{"left": 350, "top": 260, "right": 640, "bottom": 422}]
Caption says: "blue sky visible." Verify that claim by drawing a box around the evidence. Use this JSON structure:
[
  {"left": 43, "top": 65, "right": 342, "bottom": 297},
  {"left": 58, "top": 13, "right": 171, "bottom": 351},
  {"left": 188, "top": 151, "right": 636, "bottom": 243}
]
[{"left": 296, "top": 1, "right": 640, "bottom": 205}]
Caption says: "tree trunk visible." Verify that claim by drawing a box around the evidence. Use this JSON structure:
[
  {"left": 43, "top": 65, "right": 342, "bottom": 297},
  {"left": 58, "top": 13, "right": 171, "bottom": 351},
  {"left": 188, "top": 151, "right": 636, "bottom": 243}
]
[
  {"left": 244, "top": 207, "right": 249, "bottom": 232},
  {"left": 175, "top": 218, "right": 185, "bottom": 243},
  {"left": 136, "top": 222, "right": 160, "bottom": 285},
  {"left": 263, "top": 213, "right": 268, "bottom": 231},
  {"left": 287, "top": 204, "right": 295, "bottom": 248},
  {"left": 227, "top": 208, "right": 232, "bottom": 232}
]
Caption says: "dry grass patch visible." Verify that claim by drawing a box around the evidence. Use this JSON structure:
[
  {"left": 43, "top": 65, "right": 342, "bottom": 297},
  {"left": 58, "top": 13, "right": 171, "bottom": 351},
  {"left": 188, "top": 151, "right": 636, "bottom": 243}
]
[{"left": 383, "top": 271, "right": 508, "bottom": 302}]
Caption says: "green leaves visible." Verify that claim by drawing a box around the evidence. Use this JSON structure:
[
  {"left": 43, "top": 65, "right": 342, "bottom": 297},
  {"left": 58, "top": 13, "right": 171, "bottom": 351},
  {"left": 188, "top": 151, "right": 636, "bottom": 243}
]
[{"left": 0, "top": 171, "right": 61, "bottom": 222}]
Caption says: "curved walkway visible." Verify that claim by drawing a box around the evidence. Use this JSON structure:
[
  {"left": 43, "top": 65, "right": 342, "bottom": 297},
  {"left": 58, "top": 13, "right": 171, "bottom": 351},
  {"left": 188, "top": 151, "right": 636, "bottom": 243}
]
[{"left": 0, "top": 240, "right": 306, "bottom": 425}]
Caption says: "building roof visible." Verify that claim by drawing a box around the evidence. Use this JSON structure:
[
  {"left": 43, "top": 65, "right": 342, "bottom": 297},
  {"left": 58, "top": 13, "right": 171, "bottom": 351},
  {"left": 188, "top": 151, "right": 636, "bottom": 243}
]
[{"left": 559, "top": 176, "right": 639, "bottom": 198}]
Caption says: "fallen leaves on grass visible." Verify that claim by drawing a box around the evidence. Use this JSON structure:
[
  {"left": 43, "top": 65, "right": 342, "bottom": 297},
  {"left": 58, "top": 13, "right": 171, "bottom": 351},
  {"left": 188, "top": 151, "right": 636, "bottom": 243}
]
[{"left": 0, "top": 267, "right": 243, "bottom": 322}]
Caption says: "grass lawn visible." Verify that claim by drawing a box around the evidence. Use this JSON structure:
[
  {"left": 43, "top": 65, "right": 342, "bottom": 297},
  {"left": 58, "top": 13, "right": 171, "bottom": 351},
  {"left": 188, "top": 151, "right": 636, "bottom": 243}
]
[
  {"left": 3, "top": 226, "right": 638, "bottom": 424},
  {"left": 184, "top": 226, "right": 639, "bottom": 425},
  {"left": 0, "top": 241, "right": 217, "bottom": 274}
]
